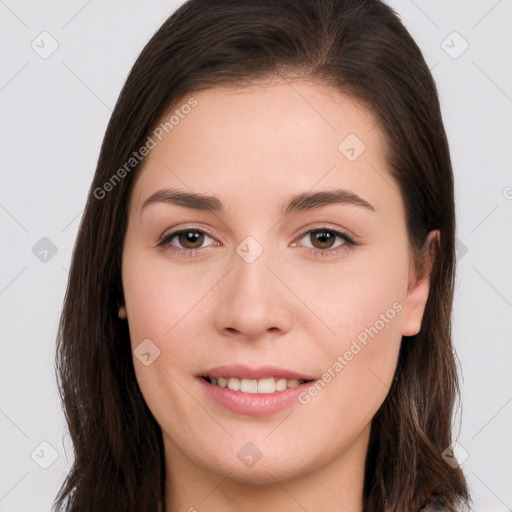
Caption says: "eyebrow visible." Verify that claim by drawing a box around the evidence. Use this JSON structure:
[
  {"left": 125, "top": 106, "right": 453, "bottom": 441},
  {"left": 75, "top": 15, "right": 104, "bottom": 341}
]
[{"left": 141, "top": 187, "right": 376, "bottom": 216}]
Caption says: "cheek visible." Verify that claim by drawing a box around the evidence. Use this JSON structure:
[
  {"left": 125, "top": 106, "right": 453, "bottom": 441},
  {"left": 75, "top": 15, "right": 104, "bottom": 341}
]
[
  {"left": 122, "top": 252, "right": 208, "bottom": 343},
  {"left": 298, "top": 247, "right": 407, "bottom": 418},
  {"left": 299, "top": 240, "right": 408, "bottom": 338},
  {"left": 303, "top": 304, "right": 403, "bottom": 433}
]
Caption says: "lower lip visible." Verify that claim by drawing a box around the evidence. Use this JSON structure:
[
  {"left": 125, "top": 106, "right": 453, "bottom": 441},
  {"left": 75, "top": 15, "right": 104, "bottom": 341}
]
[{"left": 198, "top": 377, "right": 316, "bottom": 417}]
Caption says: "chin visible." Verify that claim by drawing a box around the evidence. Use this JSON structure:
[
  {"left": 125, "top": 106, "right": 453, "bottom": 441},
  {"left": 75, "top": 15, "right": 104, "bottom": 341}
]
[
  {"left": 208, "top": 457, "right": 306, "bottom": 486},
  {"left": 196, "top": 440, "right": 323, "bottom": 486}
]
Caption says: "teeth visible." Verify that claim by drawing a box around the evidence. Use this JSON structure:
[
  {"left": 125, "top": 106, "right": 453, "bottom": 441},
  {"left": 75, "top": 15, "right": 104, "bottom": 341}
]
[
  {"left": 227, "top": 377, "right": 240, "bottom": 391},
  {"left": 275, "top": 378, "right": 287, "bottom": 391},
  {"left": 240, "top": 379, "right": 258, "bottom": 393},
  {"left": 208, "top": 376, "right": 307, "bottom": 394},
  {"left": 257, "top": 377, "right": 275, "bottom": 393}
]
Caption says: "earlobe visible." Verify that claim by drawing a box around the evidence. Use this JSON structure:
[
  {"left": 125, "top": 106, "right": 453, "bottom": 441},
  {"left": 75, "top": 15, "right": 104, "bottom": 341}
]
[
  {"left": 402, "top": 274, "right": 430, "bottom": 336},
  {"left": 118, "top": 305, "right": 127, "bottom": 319},
  {"left": 402, "top": 230, "right": 440, "bottom": 337}
]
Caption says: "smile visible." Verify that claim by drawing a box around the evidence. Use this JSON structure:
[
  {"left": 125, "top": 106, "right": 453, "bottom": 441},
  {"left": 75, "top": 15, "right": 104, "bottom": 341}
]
[{"left": 203, "top": 376, "right": 311, "bottom": 394}]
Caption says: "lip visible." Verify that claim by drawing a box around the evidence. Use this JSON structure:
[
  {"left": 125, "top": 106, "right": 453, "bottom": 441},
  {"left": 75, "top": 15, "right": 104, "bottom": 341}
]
[
  {"left": 198, "top": 376, "right": 317, "bottom": 417},
  {"left": 200, "top": 363, "right": 317, "bottom": 381}
]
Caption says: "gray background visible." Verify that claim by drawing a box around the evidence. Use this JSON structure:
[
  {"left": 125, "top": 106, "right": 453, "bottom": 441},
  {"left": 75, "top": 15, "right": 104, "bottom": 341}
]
[{"left": 1, "top": 0, "right": 511, "bottom": 510}]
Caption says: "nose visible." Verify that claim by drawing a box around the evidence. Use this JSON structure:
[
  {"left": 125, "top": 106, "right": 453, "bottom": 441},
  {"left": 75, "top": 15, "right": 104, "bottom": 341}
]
[{"left": 212, "top": 240, "right": 294, "bottom": 341}]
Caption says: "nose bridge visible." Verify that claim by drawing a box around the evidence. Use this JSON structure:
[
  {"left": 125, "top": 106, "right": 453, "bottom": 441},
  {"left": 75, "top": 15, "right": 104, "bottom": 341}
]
[
  {"left": 213, "top": 231, "right": 293, "bottom": 338},
  {"left": 231, "top": 232, "right": 280, "bottom": 301},
  {"left": 235, "top": 234, "right": 267, "bottom": 266}
]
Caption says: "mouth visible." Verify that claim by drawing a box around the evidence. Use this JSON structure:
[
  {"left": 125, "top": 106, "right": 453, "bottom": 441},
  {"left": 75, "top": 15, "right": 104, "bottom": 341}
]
[
  {"left": 197, "top": 364, "right": 318, "bottom": 416},
  {"left": 201, "top": 376, "right": 314, "bottom": 394}
]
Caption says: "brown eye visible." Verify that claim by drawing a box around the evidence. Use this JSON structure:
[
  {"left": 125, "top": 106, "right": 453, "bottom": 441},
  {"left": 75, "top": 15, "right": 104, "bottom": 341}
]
[
  {"left": 299, "top": 228, "right": 354, "bottom": 251},
  {"left": 309, "top": 230, "right": 338, "bottom": 250},
  {"left": 293, "top": 227, "right": 357, "bottom": 258},
  {"left": 158, "top": 228, "right": 215, "bottom": 253},
  {"left": 176, "top": 230, "right": 205, "bottom": 249}
]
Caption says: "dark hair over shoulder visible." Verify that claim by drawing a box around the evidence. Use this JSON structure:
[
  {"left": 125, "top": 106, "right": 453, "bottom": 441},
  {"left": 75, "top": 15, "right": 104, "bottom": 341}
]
[{"left": 54, "top": 1, "right": 471, "bottom": 511}]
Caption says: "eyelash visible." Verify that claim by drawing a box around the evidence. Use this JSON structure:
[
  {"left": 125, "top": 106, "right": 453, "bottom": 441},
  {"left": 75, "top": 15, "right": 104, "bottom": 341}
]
[{"left": 156, "top": 226, "right": 358, "bottom": 258}]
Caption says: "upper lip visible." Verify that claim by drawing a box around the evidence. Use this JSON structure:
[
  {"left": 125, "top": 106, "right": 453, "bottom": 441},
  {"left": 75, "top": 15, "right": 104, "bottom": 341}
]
[{"left": 200, "top": 364, "right": 316, "bottom": 381}]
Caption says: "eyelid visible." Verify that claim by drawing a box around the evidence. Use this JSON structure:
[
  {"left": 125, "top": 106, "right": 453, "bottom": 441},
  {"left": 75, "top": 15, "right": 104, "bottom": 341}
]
[{"left": 292, "top": 223, "right": 357, "bottom": 243}]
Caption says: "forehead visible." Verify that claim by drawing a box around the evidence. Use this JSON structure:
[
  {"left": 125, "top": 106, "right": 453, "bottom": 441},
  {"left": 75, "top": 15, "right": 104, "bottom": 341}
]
[
  {"left": 178, "top": 79, "right": 380, "bottom": 141},
  {"left": 130, "top": 79, "right": 394, "bottom": 215}
]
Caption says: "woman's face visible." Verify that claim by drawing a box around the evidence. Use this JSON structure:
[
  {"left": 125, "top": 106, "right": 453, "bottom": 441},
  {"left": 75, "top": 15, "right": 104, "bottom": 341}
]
[{"left": 120, "top": 80, "right": 433, "bottom": 490}]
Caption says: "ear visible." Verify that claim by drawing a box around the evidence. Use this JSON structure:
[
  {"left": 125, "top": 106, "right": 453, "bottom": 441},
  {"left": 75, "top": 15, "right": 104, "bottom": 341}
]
[
  {"left": 117, "top": 301, "right": 127, "bottom": 320},
  {"left": 401, "top": 230, "right": 439, "bottom": 337}
]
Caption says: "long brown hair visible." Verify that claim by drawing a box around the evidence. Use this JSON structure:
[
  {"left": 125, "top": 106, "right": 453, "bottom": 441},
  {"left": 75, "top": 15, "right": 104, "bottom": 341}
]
[{"left": 53, "top": 1, "right": 470, "bottom": 510}]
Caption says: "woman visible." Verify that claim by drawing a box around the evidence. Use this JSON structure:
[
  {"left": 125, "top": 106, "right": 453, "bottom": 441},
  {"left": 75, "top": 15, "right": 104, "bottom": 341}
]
[{"left": 53, "top": 0, "right": 471, "bottom": 510}]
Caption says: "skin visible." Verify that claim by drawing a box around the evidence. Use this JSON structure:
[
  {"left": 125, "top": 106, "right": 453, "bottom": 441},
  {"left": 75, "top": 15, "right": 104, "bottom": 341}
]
[{"left": 119, "top": 80, "right": 438, "bottom": 512}]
